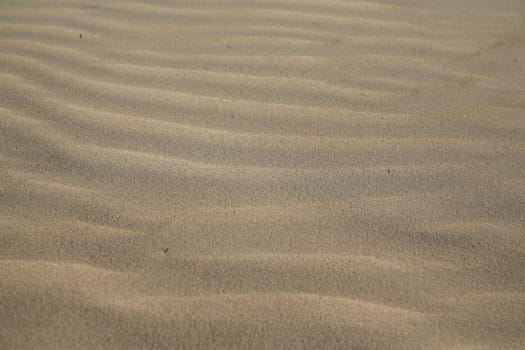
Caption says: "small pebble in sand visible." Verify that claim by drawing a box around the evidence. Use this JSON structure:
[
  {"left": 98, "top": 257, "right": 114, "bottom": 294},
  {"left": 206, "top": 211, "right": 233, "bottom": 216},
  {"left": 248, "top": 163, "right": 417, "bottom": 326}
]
[
  {"left": 79, "top": 33, "right": 82, "bottom": 39},
  {"left": 163, "top": 248, "right": 169, "bottom": 253}
]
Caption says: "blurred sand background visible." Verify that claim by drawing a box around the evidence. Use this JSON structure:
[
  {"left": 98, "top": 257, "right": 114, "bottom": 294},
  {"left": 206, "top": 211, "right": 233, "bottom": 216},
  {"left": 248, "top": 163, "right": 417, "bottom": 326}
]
[{"left": 1, "top": 0, "right": 525, "bottom": 348}]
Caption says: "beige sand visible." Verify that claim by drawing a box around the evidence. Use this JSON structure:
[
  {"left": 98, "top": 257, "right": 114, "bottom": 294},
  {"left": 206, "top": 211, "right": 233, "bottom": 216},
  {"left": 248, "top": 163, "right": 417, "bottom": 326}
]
[{"left": 1, "top": 0, "right": 525, "bottom": 348}]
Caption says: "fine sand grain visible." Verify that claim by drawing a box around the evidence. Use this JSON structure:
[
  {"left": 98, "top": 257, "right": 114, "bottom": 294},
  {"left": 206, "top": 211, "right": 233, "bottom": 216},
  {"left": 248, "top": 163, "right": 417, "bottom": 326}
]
[{"left": 1, "top": 0, "right": 525, "bottom": 349}]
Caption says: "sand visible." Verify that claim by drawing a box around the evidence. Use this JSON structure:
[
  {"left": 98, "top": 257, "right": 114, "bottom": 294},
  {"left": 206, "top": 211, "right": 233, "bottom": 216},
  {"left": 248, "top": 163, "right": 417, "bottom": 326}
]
[{"left": 1, "top": 0, "right": 524, "bottom": 349}]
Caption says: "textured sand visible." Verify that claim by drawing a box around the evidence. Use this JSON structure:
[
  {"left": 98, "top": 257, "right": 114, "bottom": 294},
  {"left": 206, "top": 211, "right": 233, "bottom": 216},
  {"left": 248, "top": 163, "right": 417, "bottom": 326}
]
[{"left": 1, "top": 0, "right": 525, "bottom": 349}]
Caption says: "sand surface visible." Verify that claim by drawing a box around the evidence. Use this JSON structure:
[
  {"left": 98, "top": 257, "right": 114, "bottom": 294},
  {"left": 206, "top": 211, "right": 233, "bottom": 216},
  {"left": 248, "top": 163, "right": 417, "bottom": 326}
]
[{"left": 1, "top": 0, "right": 525, "bottom": 349}]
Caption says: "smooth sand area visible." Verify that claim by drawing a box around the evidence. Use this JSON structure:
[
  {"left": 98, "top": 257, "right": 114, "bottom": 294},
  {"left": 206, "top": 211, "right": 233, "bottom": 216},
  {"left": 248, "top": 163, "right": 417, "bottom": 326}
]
[{"left": 1, "top": 0, "right": 524, "bottom": 349}]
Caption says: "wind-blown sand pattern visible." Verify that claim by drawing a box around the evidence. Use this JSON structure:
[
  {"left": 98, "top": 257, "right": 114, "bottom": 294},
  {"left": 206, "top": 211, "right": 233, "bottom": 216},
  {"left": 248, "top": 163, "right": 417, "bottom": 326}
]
[{"left": 1, "top": 0, "right": 525, "bottom": 349}]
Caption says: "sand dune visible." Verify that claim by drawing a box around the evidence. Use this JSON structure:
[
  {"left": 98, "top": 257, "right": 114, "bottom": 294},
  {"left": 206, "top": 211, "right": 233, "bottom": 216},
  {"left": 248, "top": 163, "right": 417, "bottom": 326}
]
[{"left": 1, "top": 0, "right": 525, "bottom": 349}]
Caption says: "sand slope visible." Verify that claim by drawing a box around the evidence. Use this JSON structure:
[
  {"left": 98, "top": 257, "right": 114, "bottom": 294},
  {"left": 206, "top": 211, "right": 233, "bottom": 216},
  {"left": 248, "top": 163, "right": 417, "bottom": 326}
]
[{"left": 1, "top": 0, "right": 525, "bottom": 349}]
